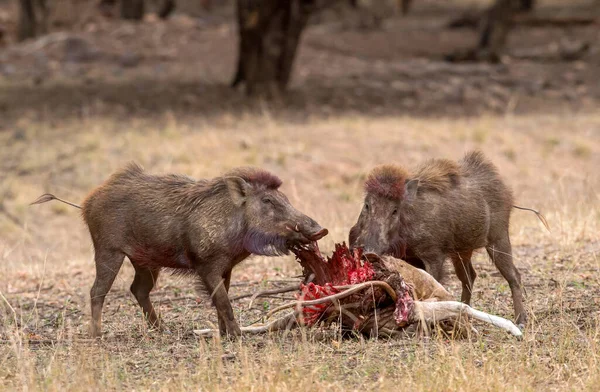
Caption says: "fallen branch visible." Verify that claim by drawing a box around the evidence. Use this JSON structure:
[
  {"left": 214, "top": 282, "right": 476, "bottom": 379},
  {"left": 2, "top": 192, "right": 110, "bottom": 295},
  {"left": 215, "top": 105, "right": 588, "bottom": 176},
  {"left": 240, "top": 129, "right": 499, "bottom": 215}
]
[
  {"left": 511, "top": 41, "right": 590, "bottom": 62},
  {"left": 249, "top": 284, "right": 301, "bottom": 307},
  {"left": 228, "top": 284, "right": 300, "bottom": 304},
  {"left": 266, "top": 281, "right": 398, "bottom": 318},
  {"left": 193, "top": 313, "right": 297, "bottom": 337},
  {"left": 447, "top": 12, "right": 597, "bottom": 30},
  {"left": 513, "top": 15, "right": 597, "bottom": 27}
]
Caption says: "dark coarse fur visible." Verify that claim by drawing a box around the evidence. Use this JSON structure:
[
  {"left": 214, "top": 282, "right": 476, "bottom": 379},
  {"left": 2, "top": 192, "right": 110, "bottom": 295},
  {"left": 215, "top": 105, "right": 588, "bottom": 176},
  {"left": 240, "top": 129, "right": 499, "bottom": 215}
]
[
  {"left": 33, "top": 163, "right": 327, "bottom": 338},
  {"left": 349, "top": 151, "right": 528, "bottom": 327}
]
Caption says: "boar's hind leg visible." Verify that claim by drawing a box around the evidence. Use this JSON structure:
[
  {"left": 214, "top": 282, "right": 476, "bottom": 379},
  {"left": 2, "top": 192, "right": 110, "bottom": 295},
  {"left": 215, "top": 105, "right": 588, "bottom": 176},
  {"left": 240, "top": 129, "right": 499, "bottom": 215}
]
[
  {"left": 201, "top": 267, "right": 241, "bottom": 338},
  {"left": 450, "top": 250, "right": 476, "bottom": 304},
  {"left": 486, "top": 233, "right": 527, "bottom": 328},
  {"left": 90, "top": 249, "right": 125, "bottom": 337},
  {"left": 130, "top": 264, "right": 161, "bottom": 329}
]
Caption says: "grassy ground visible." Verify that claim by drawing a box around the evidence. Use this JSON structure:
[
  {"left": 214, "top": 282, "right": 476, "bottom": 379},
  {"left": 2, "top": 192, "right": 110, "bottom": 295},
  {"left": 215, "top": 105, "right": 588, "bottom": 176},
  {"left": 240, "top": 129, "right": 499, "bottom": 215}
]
[
  {"left": 1, "top": 1, "right": 600, "bottom": 390},
  {"left": 1, "top": 114, "right": 598, "bottom": 391}
]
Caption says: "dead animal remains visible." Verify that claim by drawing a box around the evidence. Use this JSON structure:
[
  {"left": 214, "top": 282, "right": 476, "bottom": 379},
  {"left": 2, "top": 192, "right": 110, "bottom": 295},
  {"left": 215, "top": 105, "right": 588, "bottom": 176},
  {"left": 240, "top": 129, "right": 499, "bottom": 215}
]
[{"left": 195, "top": 242, "right": 522, "bottom": 339}]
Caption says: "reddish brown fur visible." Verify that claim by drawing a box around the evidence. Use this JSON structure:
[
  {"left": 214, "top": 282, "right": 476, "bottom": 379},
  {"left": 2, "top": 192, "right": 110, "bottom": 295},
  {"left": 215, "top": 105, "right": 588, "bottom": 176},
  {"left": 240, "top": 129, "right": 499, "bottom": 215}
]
[
  {"left": 364, "top": 165, "right": 409, "bottom": 200},
  {"left": 413, "top": 158, "right": 461, "bottom": 192},
  {"left": 225, "top": 167, "right": 282, "bottom": 190}
]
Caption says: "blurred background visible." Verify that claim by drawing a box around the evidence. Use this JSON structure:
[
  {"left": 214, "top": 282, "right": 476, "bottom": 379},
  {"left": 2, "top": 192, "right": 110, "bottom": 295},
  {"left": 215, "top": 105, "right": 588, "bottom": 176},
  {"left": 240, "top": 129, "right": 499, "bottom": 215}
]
[{"left": 1, "top": 0, "right": 599, "bottom": 119}]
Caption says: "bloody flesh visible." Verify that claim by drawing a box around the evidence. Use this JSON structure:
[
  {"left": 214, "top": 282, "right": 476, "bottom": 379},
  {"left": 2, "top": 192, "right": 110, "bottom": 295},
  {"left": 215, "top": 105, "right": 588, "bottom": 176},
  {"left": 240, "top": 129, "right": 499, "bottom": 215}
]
[{"left": 293, "top": 242, "right": 414, "bottom": 328}]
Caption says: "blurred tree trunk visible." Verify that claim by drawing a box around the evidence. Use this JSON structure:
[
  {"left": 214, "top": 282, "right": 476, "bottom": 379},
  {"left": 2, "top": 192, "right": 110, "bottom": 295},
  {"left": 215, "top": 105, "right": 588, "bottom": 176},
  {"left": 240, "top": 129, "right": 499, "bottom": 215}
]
[
  {"left": 518, "top": 0, "right": 535, "bottom": 11},
  {"left": 121, "top": 0, "right": 145, "bottom": 20},
  {"left": 476, "top": 0, "right": 514, "bottom": 62},
  {"left": 447, "top": 0, "right": 535, "bottom": 62},
  {"left": 101, "top": 0, "right": 158, "bottom": 20},
  {"left": 18, "top": 0, "right": 36, "bottom": 40},
  {"left": 399, "top": 0, "right": 413, "bottom": 15},
  {"left": 231, "top": 0, "right": 318, "bottom": 98},
  {"left": 158, "top": 0, "right": 176, "bottom": 19},
  {"left": 17, "top": 0, "right": 48, "bottom": 41}
]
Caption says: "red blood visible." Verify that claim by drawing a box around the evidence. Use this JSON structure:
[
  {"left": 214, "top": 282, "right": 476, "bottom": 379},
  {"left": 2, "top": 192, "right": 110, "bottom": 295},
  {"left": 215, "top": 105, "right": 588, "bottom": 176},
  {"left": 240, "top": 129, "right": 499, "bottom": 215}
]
[
  {"left": 393, "top": 288, "right": 413, "bottom": 326},
  {"left": 325, "top": 243, "right": 375, "bottom": 285},
  {"left": 295, "top": 243, "right": 377, "bottom": 326},
  {"left": 295, "top": 242, "right": 415, "bottom": 328},
  {"left": 130, "top": 246, "right": 192, "bottom": 269},
  {"left": 296, "top": 283, "right": 340, "bottom": 325}
]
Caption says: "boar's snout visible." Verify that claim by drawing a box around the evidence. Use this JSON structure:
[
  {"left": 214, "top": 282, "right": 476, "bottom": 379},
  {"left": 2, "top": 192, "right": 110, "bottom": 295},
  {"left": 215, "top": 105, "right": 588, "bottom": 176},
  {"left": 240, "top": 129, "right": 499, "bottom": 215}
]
[
  {"left": 286, "top": 217, "right": 328, "bottom": 244},
  {"left": 349, "top": 228, "right": 384, "bottom": 255},
  {"left": 302, "top": 217, "right": 328, "bottom": 241},
  {"left": 351, "top": 242, "right": 384, "bottom": 256},
  {"left": 308, "top": 227, "right": 328, "bottom": 241},
  {"left": 350, "top": 240, "right": 372, "bottom": 253}
]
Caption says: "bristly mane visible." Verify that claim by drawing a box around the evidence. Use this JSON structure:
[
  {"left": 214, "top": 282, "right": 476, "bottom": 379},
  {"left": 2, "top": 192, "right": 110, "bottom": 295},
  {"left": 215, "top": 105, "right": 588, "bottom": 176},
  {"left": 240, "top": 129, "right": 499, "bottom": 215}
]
[
  {"left": 461, "top": 150, "right": 499, "bottom": 175},
  {"left": 414, "top": 159, "right": 461, "bottom": 193},
  {"left": 365, "top": 159, "right": 461, "bottom": 200},
  {"left": 365, "top": 165, "right": 409, "bottom": 200},
  {"left": 225, "top": 167, "right": 282, "bottom": 189}
]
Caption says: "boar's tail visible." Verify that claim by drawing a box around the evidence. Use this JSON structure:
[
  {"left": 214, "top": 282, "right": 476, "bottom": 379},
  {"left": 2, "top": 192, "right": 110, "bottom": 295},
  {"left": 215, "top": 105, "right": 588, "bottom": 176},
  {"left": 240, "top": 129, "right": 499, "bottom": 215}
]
[
  {"left": 30, "top": 193, "right": 81, "bottom": 209},
  {"left": 513, "top": 205, "right": 550, "bottom": 231}
]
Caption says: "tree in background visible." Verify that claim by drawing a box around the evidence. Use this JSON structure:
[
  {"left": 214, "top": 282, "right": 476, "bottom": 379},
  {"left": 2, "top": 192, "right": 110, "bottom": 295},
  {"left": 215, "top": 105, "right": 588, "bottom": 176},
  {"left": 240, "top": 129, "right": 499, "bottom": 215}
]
[
  {"left": 18, "top": 0, "right": 48, "bottom": 40},
  {"left": 231, "top": 0, "right": 320, "bottom": 98},
  {"left": 446, "top": 0, "right": 535, "bottom": 62}
]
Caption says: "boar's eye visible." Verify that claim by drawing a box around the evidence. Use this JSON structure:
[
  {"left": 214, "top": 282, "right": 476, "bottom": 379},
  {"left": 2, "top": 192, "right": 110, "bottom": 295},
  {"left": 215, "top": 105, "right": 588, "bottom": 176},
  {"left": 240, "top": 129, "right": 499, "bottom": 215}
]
[
  {"left": 262, "top": 197, "right": 273, "bottom": 205},
  {"left": 364, "top": 203, "right": 370, "bottom": 212},
  {"left": 391, "top": 208, "right": 398, "bottom": 216}
]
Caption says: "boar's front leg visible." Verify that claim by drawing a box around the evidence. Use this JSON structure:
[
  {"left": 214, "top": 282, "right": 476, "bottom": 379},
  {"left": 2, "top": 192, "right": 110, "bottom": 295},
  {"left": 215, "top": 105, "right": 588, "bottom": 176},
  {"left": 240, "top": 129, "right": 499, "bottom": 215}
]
[
  {"left": 450, "top": 250, "right": 476, "bottom": 304},
  {"left": 419, "top": 251, "right": 447, "bottom": 283},
  {"left": 217, "top": 270, "right": 232, "bottom": 336},
  {"left": 200, "top": 264, "right": 241, "bottom": 338}
]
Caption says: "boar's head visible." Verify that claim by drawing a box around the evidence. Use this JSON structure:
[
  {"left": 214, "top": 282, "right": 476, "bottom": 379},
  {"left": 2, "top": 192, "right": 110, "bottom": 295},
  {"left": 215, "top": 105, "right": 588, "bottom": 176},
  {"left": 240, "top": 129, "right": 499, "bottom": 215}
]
[
  {"left": 349, "top": 165, "right": 418, "bottom": 258},
  {"left": 224, "top": 168, "right": 328, "bottom": 256}
]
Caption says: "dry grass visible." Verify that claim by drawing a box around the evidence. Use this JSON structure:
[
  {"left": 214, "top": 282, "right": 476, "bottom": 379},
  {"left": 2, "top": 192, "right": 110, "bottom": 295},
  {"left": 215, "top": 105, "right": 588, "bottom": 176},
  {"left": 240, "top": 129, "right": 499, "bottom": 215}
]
[{"left": 1, "top": 111, "right": 599, "bottom": 391}]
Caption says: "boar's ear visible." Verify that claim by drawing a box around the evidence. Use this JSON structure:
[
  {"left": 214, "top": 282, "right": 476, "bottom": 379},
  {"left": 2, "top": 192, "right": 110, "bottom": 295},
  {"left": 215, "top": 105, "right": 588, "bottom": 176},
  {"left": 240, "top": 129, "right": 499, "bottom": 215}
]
[
  {"left": 224, "top": 176, "right": 250, "bottom": 207},
  {"left": 404, "top": 179, "right": 419, "bottom": 203}
]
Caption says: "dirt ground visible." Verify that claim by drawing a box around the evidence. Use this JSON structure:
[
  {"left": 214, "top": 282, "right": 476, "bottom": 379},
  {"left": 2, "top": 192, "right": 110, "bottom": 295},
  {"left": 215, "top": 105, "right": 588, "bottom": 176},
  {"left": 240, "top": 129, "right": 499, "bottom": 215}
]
[{"left": 1, "top": 0, "right": 599, "bottom": 391}]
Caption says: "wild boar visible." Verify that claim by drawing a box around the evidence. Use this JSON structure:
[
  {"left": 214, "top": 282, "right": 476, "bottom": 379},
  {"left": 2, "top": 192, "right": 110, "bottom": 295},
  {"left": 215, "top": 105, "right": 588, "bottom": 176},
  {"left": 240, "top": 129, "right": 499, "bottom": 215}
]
[
  {"left": 32, "top": 163, "right": 328, "bottom": 337},
  {"left": 349, "top": 151, "right": 528, "bottom": 327}
]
